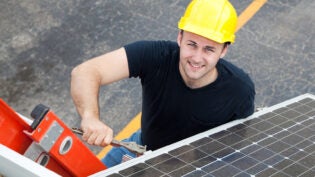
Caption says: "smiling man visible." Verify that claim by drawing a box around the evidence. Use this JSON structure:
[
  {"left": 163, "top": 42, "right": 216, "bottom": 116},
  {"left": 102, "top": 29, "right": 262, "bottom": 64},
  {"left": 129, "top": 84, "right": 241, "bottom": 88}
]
[
  {"left": 178, "top": 31, "right": 228, "bottom": 88},
  {"left": 71, "top": 0, "right": 255, "bottom": 167}
]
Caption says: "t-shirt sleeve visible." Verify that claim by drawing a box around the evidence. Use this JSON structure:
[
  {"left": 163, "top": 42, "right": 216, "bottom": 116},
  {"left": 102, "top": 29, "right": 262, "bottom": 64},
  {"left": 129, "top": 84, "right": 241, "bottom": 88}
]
[
  {"left": 124, "top": 40, "right": 177, "bottom": 81},
  {"left": 124, "top": 41, "right": 150, "bottom": 79},
  {"left": 217, "top": 59, "right": 256, "bottom": 119}
]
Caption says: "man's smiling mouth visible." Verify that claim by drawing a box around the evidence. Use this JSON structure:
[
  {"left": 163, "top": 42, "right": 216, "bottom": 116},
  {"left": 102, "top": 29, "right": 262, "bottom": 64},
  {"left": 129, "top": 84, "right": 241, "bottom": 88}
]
[{"left": 188, "top": 61, "right": 203, "bottom": 69}]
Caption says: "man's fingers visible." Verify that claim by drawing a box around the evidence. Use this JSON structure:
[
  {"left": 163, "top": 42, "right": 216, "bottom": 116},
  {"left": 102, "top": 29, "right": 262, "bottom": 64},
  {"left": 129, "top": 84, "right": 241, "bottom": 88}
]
[
  {"left": 87, "top": 132, "right": 98, "bottom": 145},
  {"left": 80, "top": 122, "right": 114, "bottom": 146},
  {"left": 83, "top": 129, "right": 113, "bottom": 146},
  {"left": 104, "top": 133, "right": 113, "bottom": 145},
  {"left": 94, "top": 134, "right": 106, "bottom": 146},
  {"left": 82, "top": 130, "right": 91, "bottom": 141}
]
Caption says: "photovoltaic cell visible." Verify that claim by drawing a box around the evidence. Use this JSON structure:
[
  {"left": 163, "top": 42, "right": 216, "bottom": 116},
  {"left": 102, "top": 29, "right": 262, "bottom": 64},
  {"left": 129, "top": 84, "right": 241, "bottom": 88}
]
[{"left": 90, "top": 94, "right": 315, "bottom": 177}]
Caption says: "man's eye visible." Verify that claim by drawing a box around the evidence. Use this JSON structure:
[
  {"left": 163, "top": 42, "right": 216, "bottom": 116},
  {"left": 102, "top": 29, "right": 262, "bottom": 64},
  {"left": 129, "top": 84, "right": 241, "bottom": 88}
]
[
  {"left": 188, "top": 43, "right": 196, "bottom": 47},
  {"left": 205, "top": 47, "right": 215, "bottom": 52}
]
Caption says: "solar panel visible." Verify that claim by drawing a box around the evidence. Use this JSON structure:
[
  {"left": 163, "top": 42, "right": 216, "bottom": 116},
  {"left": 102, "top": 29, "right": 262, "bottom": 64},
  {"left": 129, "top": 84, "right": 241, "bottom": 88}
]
[{"left": 90, "top": 93, "right": 315, "bottom": 177}]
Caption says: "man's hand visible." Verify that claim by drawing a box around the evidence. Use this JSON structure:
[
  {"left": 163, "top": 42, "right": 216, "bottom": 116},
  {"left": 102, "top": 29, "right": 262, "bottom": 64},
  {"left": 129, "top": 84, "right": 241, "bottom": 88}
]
[{"left": 80, "top": 118, "right": 113, "bottom": 147}]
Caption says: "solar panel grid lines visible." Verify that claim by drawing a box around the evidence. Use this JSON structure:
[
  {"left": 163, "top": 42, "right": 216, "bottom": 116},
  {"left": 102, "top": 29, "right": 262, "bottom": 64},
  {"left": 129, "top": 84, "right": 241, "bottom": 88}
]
[{"left": 90, "top": 94, "right": 315, "bottom": 177}]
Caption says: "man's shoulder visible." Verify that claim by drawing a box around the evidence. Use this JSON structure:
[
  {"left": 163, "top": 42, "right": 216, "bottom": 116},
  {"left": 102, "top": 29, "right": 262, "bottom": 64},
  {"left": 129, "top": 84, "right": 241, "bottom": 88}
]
[
  {"left": 125, "top": 40, "right": 179, "bottom": 65},
  {"left": 125, "top": 40, "right": 178, "bottom": 50},
  {"left": 218, "top": 59, "right": 250, "bottom": 78},
  {"left": 218, "top": 59, "right": 243, "bottom": 72},
  {"left": 125, "top": 40, "right": 179, "bottom": 79},
  {"left": 218, "top": 59, "right": 254, "bottom": 90}
]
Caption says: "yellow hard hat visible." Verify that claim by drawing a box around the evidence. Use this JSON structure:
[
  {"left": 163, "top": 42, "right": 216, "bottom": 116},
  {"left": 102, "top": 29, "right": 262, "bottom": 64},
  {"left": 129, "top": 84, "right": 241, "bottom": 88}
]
[{"left": 178, "top": 0, "right": 237, "bottom": 43}]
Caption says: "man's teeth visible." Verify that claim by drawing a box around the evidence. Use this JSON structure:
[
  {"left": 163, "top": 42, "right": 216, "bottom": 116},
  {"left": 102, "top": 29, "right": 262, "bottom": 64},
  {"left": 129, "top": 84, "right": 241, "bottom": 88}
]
[{"left": 191, "top": 63, "right": 201, "bottom": 68}]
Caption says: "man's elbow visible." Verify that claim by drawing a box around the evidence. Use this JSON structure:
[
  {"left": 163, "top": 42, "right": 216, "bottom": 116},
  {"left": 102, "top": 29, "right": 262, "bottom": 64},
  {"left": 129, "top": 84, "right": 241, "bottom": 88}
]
[
  {"left": 70, "top": 63, "right": 102, "bottom": 86},
  {"left": 71, "top": 65, "right": 81, "bottom": 79},
  {"left": 71, "top": 64, "right": 89, "bottom": 80}
]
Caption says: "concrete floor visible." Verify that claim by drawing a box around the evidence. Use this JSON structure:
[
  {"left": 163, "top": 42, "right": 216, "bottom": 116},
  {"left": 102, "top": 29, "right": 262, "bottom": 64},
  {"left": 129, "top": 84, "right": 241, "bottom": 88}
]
[{"left": 1, "top": 0, "right": 314, "bottom": 154}]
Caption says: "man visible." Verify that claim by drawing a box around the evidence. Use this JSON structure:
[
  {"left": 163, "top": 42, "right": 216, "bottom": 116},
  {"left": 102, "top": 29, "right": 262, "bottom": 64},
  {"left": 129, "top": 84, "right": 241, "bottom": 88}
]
[{"left": 71, "top": 0, "right": 255, "bottom": 167}]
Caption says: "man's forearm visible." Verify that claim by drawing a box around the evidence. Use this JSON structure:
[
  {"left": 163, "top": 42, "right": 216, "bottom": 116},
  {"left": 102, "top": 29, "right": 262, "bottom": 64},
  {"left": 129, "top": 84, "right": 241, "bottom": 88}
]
[{"left": 70, "top": 65, "right": 102, "bottom": 120}]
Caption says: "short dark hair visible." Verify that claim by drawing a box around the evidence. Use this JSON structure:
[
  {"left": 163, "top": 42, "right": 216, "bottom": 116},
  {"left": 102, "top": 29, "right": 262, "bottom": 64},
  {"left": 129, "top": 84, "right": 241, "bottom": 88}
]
[{"left": 223, "top": 42, "right": 230, "bottom": 49}]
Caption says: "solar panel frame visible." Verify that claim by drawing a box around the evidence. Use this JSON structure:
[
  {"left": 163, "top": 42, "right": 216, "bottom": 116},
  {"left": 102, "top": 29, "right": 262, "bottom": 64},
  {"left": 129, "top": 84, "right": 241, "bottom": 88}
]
[{"left": 90, "top": 93, "right": 315, "bottom": 177}]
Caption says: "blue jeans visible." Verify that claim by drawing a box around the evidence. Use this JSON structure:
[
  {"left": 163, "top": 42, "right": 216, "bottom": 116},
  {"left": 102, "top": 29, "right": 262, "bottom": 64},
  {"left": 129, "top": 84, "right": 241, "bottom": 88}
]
[{"left": 101, "top": 130, "right": 142, "bottom": 168}]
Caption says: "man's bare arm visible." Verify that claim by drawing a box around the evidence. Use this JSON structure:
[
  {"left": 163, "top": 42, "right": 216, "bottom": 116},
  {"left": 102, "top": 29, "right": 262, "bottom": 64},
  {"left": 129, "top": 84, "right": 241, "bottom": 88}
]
[{"left": 70, "top": 47, "right": 129, "bottom": 146}]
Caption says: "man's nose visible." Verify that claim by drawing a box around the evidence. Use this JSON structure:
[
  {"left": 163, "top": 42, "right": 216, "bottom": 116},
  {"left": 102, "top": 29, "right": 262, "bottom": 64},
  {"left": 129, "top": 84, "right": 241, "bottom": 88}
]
[{"left": 192, "top": 49, "right": 204, "bottom": 62}]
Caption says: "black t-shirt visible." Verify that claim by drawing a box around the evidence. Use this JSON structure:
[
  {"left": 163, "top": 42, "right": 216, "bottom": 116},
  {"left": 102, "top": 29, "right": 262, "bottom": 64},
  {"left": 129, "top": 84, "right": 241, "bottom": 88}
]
[{"left": 125, "top": 40, "right": 255, "bottom": 150}]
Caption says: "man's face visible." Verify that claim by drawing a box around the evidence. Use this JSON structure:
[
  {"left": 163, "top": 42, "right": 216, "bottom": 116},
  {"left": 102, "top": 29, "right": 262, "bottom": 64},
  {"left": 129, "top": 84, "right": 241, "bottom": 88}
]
[{"left": 177, "top": 31, "right": 228, "bottom": 88}]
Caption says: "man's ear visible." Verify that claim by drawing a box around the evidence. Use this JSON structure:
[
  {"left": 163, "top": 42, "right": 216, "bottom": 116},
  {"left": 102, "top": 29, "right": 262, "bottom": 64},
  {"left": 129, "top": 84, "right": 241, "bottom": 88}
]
[
  {"left": 220, "top": 45, "right": 228, "bottom": 58},
  {"left": 177, "top": 30, "right": 183, "bottom": 47}
]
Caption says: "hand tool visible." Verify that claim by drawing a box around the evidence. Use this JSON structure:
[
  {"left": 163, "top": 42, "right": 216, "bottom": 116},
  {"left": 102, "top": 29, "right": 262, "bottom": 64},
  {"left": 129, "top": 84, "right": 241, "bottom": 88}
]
[{"left": 71, "top": 127, "right": 147, "bottom": 155}]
